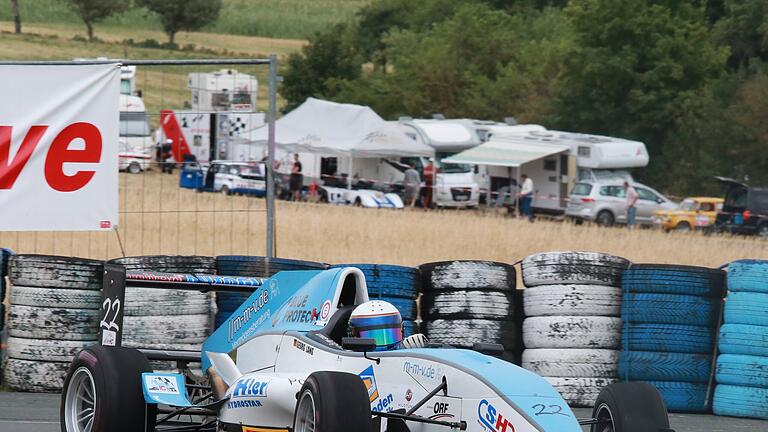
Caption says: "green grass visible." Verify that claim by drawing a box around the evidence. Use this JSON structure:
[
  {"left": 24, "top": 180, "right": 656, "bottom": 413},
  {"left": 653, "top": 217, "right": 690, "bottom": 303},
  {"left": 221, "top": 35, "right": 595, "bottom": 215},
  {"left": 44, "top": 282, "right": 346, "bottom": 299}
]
[{"left": 0, "top": 0, "right": 371, "bottom": 39}]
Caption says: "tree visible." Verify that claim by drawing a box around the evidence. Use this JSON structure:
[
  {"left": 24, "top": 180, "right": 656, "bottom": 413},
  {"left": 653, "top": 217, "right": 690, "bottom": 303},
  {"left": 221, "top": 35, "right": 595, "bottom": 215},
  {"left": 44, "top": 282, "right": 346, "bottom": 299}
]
[
  {"left": 10, "top": 0, "right": 21, "bottom": 33},
  {"left": 63, "top": 0, "right": 131, "bottom": 41},
  {"left": 138, "top": 0, "right": 222, "bottom": 45},
  {"left": 715, "top": 0, "right": 768, "bottom": 68}
]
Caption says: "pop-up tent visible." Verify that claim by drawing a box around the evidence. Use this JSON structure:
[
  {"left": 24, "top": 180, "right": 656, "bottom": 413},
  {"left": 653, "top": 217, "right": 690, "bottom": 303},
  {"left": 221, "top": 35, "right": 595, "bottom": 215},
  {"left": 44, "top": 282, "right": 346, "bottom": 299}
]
[{"left": 234, "top": 97, "right": 433, "bottom": 157}]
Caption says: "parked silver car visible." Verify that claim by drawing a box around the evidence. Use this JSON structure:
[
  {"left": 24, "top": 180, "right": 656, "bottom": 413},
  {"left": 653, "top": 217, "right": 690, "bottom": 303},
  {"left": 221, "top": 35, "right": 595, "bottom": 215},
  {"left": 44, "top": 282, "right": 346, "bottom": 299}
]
[{"left": 565, "top": 180, "right": 677, "bottom": 226}]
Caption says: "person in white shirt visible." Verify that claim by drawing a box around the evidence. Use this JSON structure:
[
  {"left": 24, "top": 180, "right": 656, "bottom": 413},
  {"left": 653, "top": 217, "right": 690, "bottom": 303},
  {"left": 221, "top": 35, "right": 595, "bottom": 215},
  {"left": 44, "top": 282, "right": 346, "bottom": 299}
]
[
  {"left": 624, "top": 181, "right": 639, "bottom": 228},
  {"left": 519, "top": 174, "right": 534, "bottom": 222}
]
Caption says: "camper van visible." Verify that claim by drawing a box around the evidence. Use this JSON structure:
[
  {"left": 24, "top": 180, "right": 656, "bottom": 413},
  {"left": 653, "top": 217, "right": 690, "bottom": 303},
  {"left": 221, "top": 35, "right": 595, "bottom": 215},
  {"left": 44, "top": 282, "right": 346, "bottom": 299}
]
[{"left": 119, "top": 95, "right": 153, "bottom": 174}]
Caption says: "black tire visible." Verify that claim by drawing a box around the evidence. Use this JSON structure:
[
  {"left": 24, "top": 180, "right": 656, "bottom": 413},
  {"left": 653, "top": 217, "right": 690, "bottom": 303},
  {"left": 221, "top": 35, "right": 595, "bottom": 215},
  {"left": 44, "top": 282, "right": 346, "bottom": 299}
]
[
  {"left": 591, "top": 382, "right": 670, "bottom": 432},
  {"left": 9, "top": 255, "right": 103, "bottom": 290},
  {"left": 10, "top": 286, "right": 102, "bottom": 310},
  {"left": 522, "top": 251, "right": 630, "bottom": 287},
  {"left": 292, "top": 372, "right": 371, "bottom": 432},
  {"left": 128, "top": 162, "right": 142, "bottom": 174},
  {"left": 419, "top": 260, "right": 516, "bottom": 292},
  {"left": 424, "top": 319, "right": 520, "bottom": 352},
  {"left": 675, "top": 221, "right": 691, "bottom": 231},
  {"left": 108, "top": 255, "right": 216, "bottom": 273},
  {"left": 221, "top": 185, "right": 231, "bottom": 195},
  {"left": 61, "top": 345, "right": 156, "bottom": 432},
  {"left": 596, "top": 211, "right": 615, "bottom": 227},
  {"left": 8, "top": 305, "right": 99, "bottom": 340}
]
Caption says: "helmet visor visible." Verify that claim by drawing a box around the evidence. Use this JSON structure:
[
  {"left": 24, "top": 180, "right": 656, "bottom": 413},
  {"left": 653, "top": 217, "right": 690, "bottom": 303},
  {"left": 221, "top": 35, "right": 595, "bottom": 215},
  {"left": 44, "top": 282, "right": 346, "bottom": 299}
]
[{"left": 350, "top": 312, "right": 403, "bottom": 348}]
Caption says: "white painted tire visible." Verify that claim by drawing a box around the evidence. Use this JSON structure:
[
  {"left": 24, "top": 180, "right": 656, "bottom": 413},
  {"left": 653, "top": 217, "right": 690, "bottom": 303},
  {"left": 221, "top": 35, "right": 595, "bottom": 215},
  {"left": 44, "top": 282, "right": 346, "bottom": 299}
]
[
  {"left": 2, "top": 358, "right": 70, "bottom": 392},
  {"left": 9, "top": 255, "right": 103, "bottom": 290},
  {"left": 7, "top": 305, "right": 99, "bottom": 340},
  {"left": 523, "top": 285, "right": 621, "bottom": 317},
  {"left": 522, "top": 251, "right": 629, "bottom": 287},
  {"left": 419, "top": 261, "right": 516, "bottom": 292},
  {"left": 9, "top": 286, "right": 102, "bottom": 310},
  {"left": 544, "top": 377, "right": 618, "bottom": 408},
  {"left": 6, "top": 337, "right": 93, "bottom": 362},
  {"left": 522, "top": 316, "right": 621, "bottom": 349},
  {"left": 122, "top": 314, "right": 211, "bottom": 346},
  {"left": 123, "top": 287, "right": 212, "bottom": 316},
  {"left": 522, "top": 349, "right": 619, "bottom": 378}
]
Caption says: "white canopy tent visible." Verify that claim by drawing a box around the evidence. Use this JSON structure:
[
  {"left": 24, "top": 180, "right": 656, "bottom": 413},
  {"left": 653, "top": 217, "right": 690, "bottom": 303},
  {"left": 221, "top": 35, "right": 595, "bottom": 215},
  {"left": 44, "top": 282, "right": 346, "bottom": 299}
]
[{"left": 234, "top": 97, "right": 433, "bottom": 157}]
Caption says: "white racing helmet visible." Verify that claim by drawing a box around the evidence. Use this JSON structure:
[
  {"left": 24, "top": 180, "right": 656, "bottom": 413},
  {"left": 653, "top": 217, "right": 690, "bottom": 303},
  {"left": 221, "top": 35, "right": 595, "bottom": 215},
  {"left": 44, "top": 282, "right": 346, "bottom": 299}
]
[{"left": 349, "top": 300, "right": 404, "bottom": 351}]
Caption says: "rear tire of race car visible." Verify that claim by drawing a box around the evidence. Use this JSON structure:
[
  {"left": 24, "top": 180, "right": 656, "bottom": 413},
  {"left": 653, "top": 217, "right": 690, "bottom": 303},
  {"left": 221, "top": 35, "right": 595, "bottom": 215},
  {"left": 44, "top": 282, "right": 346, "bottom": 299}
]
[
  {"left": 60, "top": 345, "right": 156, "bottom": 432},
  {"left": 293, "top": 371, "right": 371, "bottom": 432},
  {"left": 590, "top": 382, "right": 670, "bottom": 432}
]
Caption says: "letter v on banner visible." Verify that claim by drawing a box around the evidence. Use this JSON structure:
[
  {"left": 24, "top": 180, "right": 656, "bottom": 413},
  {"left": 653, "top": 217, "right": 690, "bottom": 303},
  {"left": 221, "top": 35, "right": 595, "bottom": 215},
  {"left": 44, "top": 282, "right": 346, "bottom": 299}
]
[{"left": 0, "top": 125, "right": 47, "bottom": 189}]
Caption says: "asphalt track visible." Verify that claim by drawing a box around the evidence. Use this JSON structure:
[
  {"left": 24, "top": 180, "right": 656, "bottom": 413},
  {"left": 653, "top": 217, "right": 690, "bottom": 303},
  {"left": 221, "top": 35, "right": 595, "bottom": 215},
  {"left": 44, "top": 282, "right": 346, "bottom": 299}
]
[{"left": 0, "top": 393, "right": 766, "bottom": 432}]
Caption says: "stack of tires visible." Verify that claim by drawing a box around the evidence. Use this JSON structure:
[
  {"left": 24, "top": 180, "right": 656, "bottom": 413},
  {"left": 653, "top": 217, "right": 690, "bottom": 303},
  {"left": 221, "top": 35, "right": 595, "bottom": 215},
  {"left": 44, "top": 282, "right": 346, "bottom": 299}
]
[
  {"left": 619, "top": 264, "right": 725, "bottom": 412},
  {"left": 420, "top": 261, "right": 521, "bottom": 363},
  {"left": 4, "top": 255, "right": 103, "bottom": 392},
  {"left": 714, "top": 259, "right": 768, "bottom": 420},
  {"left": 0, "top": 249, "right": 11, "bottom": 333},
  {"left": 108, "top": 256, "right": 215, "bottom": 355},
  {"left": 521, "top": 251, "right": 629, "bottom": 407},
  {"left": 331, "top": 264, "right": 419, "bottom": 337},
  {"left": 215, "top": 256, "right": 328, "bottom": 328}
]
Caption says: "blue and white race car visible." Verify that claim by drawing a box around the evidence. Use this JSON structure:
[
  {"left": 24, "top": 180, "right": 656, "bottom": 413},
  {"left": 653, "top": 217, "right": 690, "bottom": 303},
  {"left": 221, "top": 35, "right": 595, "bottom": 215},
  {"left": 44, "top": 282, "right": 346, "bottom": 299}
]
[{"left": 60, "top": 267, "right": 673, "bottom": 432}]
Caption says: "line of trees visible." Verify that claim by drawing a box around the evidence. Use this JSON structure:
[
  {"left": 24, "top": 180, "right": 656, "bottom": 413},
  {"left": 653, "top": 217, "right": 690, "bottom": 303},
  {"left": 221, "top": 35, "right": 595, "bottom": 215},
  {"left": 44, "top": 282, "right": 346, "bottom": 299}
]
[
  {"left": 6, "top": 0, "right": 222, "bottom": 43},
  {"left": 281, "top": 0, "right": 768, "bottom": 195}
]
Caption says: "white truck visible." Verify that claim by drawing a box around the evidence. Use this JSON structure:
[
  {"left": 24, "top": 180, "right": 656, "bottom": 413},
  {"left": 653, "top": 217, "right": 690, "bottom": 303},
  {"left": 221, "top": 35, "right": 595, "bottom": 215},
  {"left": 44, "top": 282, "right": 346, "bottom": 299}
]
[{"left": 118, "top": 95, "right": 153, "bottom": 174}]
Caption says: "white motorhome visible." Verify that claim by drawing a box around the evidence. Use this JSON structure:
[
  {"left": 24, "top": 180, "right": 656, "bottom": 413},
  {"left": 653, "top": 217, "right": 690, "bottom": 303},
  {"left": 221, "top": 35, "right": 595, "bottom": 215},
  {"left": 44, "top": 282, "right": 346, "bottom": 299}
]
[
  {"left": 188, "top": 69, "right": 258, "bottom": 112},
  {"left": 119, "top": 95, "right": 153, "bottom": 173}
]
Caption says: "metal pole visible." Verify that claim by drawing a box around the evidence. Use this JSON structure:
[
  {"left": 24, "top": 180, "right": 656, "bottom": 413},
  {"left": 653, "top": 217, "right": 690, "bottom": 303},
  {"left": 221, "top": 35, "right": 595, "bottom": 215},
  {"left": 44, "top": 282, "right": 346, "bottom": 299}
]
[{"left": 266, "top": 54, "right": 277, "bottom": 258}]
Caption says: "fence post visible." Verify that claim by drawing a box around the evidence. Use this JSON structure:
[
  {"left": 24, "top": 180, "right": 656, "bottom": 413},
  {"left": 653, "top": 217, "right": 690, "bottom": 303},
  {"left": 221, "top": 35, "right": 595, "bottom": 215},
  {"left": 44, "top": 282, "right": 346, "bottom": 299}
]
[{"left": 266, "top": 54, "right": 278, "bottom": 258}]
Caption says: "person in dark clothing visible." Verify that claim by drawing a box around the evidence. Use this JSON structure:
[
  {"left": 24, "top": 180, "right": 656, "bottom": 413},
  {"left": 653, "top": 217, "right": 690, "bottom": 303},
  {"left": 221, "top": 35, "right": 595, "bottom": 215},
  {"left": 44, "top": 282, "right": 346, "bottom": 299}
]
[{"left": 290, "top": 153, "right": 303, "bottom": 201}]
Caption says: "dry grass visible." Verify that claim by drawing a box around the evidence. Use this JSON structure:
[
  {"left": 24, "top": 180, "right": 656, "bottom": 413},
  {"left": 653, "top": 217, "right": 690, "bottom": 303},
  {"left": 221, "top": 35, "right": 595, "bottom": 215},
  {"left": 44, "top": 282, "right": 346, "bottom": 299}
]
[{"left": 1, "top": 171, "right": 767, "bottom": 269}]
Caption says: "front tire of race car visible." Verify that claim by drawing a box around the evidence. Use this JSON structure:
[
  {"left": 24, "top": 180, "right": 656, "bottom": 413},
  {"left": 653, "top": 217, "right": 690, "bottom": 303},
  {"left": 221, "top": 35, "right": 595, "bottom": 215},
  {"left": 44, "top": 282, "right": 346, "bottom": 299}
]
[
  {"left": 293, "top": 372, "right": 371, "bottom": 432},
  {"left": 61, "top": 345, "right": 156, "bottom": 432},
  {"left": 591, "top": 382, "right": 670, "bottom": 432}
]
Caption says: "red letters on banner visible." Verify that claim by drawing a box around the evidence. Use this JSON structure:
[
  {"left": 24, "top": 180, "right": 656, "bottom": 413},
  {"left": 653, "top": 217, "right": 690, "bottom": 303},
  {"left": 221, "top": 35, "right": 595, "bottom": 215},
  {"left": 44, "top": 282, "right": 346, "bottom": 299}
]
[{"left": 0, "top": 122, "right": 102, "bottom": 192}]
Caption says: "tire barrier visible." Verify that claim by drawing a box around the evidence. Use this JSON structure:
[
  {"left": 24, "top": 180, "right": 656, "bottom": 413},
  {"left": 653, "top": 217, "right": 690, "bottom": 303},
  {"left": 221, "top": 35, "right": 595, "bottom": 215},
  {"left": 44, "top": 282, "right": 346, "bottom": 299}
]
[
  {"left": 0, "top": 249, "right": 12, "bottom": 333},
  {"left": 521, "top": 252, "right": 626, "bottom": 407},
  {"left": 420, "top": 261, "right": 521, "bottom": 363},
  {"left": 521, "top": 251, "right": 630, "bottom": 287},
  {"left": 620, "top": 264, "right": 725, "bottom": 413},
  {"left": 331, "top": 264, "right": 420, "bottom": 337},
  {"left": 714, "top": 259, "right": 768, "bottom": 420},
  {"left": 3, "top": 254, "right": 102, "bottom": 392},
  {"left": 108, "top": 256, "right": 215, "bottom": 355},
  {"left": 215, "top": 256, "right": 328, "bottom": 331}
]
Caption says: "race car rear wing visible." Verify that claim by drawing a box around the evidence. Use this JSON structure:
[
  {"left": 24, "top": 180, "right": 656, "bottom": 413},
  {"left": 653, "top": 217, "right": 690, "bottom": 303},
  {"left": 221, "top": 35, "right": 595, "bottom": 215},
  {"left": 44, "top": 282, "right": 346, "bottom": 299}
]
[{"left": 98, "top": 263, "right": 266, "bottom": 353}]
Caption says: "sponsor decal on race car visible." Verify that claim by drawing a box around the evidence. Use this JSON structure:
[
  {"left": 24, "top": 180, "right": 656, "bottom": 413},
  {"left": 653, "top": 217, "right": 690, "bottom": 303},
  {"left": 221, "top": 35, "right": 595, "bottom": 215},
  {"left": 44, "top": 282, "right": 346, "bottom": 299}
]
[
  {"left": 478, "top": 399, "right": 515, "bottom": 432},
  {"left": 403, "top": 360, "right": 443, "bottom": 383},
  {"left": 228, "top": 289, "right": 270, "bottom": 342},
  {"left": 227, "top": 400, "right": 263, "bottom": 409},
  {"left": 293, "top": 338, "right": 314, "bottom": 355},
  {"left": 359, "top": 366, "right": 394, "bottom": 413},
  {"left": 405, "top": 389, "right": 413, "bottom": 402},
  {"left": 145, "top": 375, "right": 180, "bottom": 394},
  {"left": 232, "top": 378, "right": 269, "bottom": 398},
  {"left": 275, "top": 294, "right": 322, "bottom": 325}
]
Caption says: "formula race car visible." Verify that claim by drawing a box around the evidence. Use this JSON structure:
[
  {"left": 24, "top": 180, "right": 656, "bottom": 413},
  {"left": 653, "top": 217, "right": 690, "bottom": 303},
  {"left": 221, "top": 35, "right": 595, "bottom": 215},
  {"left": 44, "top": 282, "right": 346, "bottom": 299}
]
[{"left": 60, "top": 267, "right": 673, "bottom": 432}]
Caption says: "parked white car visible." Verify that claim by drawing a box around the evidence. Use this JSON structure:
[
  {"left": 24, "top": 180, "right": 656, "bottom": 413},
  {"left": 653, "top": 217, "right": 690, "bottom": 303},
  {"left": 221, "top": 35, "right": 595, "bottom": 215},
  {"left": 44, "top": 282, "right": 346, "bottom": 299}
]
[
  {"left": 321, "top": 178, "right": 403, "bottom": 208},
  {"left": 565, "top": 180, "right": 677, "bottom": 226},
  {"left": 205, "top": 161, "right": 267, "bottom": 196}
]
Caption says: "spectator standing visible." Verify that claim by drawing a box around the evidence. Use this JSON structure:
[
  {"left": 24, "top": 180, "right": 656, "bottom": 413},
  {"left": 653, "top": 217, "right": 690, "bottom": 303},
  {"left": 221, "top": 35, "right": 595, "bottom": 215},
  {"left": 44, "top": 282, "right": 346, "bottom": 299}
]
[
  {"left": 519, "top": 174, "right": 534, "bottom": 221},
  {"left": 403, "top": 164, "right": 421, "bottom": 208},
  {"left": 422, "top": 160, "right": 436, "bottom": 210},
  {"left": 624, "top": 181, "right": 639, "bottom": 228},
  {"left": 290, "top": 153, "right": 303, "bottom": 201}
]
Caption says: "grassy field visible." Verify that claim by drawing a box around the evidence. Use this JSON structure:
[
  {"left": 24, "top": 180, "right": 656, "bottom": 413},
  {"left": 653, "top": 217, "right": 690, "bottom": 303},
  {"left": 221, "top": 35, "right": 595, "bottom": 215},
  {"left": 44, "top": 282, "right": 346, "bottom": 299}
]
[
  {"left": 1, "top": 171, "right": 766, "bottom": 268},
  {"left": 0, "top": 0, "right": 371, "bottom": 39}
]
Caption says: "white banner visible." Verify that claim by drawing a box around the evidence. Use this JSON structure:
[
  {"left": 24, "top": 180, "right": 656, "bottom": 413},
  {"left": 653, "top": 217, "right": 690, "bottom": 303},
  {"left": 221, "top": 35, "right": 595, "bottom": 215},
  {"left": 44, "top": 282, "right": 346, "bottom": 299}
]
[{"left": 0, "top": 64, "right": 119, "bottom": 231}]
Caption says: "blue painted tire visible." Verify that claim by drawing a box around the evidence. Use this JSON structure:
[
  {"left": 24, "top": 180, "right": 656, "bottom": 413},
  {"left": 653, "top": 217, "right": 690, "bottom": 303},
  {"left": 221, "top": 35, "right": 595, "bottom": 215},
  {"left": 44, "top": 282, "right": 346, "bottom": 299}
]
[
  {"left": 403, "top": 321, "right": 418, "bottom": 338},
  {"left": 622, "top": 324, "right": 714, "bottom": 354},
  {"left": 380, "top": 297, "right": 417, "bottom": 321},
  {"left": 724, "top": 291, "right": 768, "bottom": 326},
  {"left": 716, "top": 354, "right": 768, "bottom": 387},
  {"left": 719, "top": 324, "right": 768, "bottom": 357},
  {"left": 644, "top": 381, "right": 709, "bottom": 413},
  {"left": 621, "top": 265, "right": 726, "bottom": 298},
  {"left": 713, "top": 384, "right": 768, "bottom": 420},
  {"left": 618, "top": 351, "right": 712, "bottom": 382},
  {"left": 727, "top": 260, "right": 768, "bottom": 293},
  {"left": 622, "top": 293, "right": 720, "bottom": 326},
  {"left": 0, "top": 303, "right": 4, "bottom": 331},
  {"left": 331, "top": 264, "right": 419, "bottom": 299}
]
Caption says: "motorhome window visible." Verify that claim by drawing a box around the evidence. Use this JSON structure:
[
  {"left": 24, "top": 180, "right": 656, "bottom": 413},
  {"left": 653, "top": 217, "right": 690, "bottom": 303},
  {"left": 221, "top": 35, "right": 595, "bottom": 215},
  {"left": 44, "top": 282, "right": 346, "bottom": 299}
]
[
  {"left": 571, "top": 183, "right": 592, "bottom": 196},
  {"left": 724, "top": 188, "right": 747, "bottom": 210},
  {"left": 119, "top": 112, "right": 151, "bottom": 137},
  {"left": 544, "top": 159, "right": 557, "bottom": 171},
  {"left": 578, "top": 146, "right": 591, "bottom": 157},
  {"left": 120, "top": 79, "right": 132, "bottom": 95},
  {"left": 232, "top": 91, "right": 251, "bottom": 105},
  {"left": 750, "top": 191, "right": 768, "bottom": 212},
  {"left": 211, "top": 92, "right": 229, "bottom": 109}
]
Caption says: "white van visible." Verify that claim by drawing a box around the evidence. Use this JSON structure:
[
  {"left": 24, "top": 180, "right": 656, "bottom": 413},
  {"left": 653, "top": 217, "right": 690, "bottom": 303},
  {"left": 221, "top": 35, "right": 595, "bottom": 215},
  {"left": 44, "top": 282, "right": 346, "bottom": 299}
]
[{"left": 119, "top": 95, "right": 153, "bottom": 174}]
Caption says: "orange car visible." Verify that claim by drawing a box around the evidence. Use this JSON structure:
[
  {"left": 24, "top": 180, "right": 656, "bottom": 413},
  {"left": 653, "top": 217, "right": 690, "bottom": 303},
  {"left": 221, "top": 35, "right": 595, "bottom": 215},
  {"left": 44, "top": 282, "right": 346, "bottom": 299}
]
[{"left": 653, "top": 197, "right": 723, "bottom": 231}]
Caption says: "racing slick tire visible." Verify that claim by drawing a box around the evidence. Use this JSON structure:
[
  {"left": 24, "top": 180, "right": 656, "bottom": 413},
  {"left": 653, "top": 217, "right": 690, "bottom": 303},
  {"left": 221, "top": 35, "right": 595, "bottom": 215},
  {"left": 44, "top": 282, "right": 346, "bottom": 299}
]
[
  {"left": 523, "top": 285, "right": 621, "bottom": 317},
  {"left": 61, "top": 345, "right": 156, "bottom": 432},
  {"left": 523, "top": 316, "right": 621, "bottom": 349},
  {"left": 9, "top": 254, "right": 103, "bottom": 290},
  {"left": 292, "top": 371, "right": 371, "bottom": 432},
  {"left": 521, "top": 251, "right": 629, "bottom": 287},
  {"left": 523, "top": 349, "right": 619, "bottom": 378},
  {"left": 590, "top": 382, "right": 671, "bottom": 432},
  {"left": 419, "top": 260, "right": 516, "bottom": 292}
]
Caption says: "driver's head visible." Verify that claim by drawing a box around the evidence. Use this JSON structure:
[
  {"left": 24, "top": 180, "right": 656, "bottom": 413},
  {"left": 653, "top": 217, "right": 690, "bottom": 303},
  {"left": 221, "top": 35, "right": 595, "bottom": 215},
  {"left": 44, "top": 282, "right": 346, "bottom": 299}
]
[{"left": 349, "top": 300, "right": 403, "bottom": 350}]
